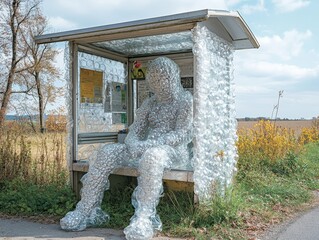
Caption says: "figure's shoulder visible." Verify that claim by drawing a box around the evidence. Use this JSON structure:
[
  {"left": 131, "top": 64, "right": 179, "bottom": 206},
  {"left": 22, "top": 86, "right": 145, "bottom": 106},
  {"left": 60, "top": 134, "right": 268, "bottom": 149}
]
[
  {"left": 181, "top": 91, "right": 193, "bottom": 105},
  {"left": 146, "top": 95, "right": 158, "bottom": 107},
  {"left": 137, "top": 95, "right": 155, "bottom": 112},
  {"left": 184, "top": 91, "right": 193, "bottom": 101},
  {"left": 177, "top": 91, "right": 193, "bottom": 110}
]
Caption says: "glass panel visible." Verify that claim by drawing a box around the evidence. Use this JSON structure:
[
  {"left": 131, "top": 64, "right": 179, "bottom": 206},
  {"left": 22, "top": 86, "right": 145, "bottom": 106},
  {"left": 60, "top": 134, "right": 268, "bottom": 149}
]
[
  {"left": 78, "top": 52, "right": 127, "bottom": 134},
  {"left": 92, "top": 31, "right": 193, "bottom": 56},
  {"left": 78, "top": 143, "right": 102, "bottom": 161}
]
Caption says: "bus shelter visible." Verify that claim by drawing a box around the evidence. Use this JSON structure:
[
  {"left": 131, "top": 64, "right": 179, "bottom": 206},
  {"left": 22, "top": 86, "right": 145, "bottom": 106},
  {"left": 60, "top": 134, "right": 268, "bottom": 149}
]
[{"left": 35, "top": 9, "right": 259, "bottom": 202}]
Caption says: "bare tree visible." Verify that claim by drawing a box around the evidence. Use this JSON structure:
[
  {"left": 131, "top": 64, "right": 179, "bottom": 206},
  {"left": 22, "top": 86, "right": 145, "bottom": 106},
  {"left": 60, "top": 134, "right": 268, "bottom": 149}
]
[
  {"left": 0, "top": 0, "right": 41, "bottom": 128},
  {"left": 0, "top": 0, "right": 62, "bottom": 132},
  {"left": 23, "top": 14, "right": 61, "bottom": 133}
]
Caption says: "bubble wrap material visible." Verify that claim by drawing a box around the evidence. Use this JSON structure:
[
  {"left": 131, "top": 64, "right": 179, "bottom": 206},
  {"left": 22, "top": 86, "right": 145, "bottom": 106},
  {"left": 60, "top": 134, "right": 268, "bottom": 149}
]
[
  {"left": 61, "top": 57, "right": 193, "bottom": 240},
  {"left": 192, "top": 24, "right": 238, "bottom": 202},
  {"left": 94, "top": 31, "right": 193, "bottom": 56}
]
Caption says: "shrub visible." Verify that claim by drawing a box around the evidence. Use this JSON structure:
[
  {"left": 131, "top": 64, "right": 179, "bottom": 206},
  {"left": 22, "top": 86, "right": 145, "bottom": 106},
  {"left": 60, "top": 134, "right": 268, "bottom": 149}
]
[
  {"left": 299, "top": 117, "right": 319, "bottom": 144},
  {"left": 0, "top": 179, "right": 76, "bottom": 216},
  {"left": 237, "top": 120, "right": 302, "bottom": 172},
  {"left": 45, "top": 114, "right": 67, "bottom": 132}
]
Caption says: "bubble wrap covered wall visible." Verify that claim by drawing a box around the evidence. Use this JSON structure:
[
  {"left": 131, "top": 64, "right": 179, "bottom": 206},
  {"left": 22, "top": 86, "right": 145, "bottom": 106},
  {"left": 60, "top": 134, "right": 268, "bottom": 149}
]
[{"left": 192, "top": 24, "right": 238, "bottom": 202}]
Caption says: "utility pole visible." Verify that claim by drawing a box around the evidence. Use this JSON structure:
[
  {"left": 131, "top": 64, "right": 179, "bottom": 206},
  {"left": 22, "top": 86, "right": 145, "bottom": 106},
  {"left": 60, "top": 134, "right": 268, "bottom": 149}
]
[{"left": 271, "top": 90, "right": 284, "bottom": 125}]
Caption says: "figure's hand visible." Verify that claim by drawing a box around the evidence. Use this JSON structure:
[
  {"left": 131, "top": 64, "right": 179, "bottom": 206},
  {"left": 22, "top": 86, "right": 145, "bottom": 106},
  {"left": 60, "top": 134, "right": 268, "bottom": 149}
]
[
  {"left": 126, "top": 140, "right": 155, "bottom": 158},
  {"left": 126, "top": 141, "right": 144, "bottom": 158}
]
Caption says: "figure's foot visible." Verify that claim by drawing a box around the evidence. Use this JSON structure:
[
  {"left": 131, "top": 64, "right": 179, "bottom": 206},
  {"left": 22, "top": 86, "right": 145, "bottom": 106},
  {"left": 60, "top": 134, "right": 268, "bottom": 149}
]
[
  {"left": 87, "top": 207, "right": 110, "bottom": 227},
  {"left": 60, "top": 210, "right": 87, "bottom": 231},
  {"left": 124, "top": 217, "right": 154, "bottom": 240},
  {"left": 150, "top": 214, "right": 162, "bottom": 231},
  {"left": 60, "top": 208, "right": 109, "bottom": 231}
]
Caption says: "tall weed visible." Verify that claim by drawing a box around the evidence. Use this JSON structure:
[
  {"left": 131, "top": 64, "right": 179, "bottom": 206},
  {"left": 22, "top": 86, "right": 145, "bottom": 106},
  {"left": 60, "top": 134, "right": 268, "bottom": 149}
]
[
  {"left": 0, "top": 131, "right": 31, "bottom": 180},
  {"left": 0, "top": 128, "right": 67, "bottom": 186}
]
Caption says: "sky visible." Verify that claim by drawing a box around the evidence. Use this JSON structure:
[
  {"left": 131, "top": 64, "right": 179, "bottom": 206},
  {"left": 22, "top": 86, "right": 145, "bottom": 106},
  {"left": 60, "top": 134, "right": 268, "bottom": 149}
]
[{"left": 41, "top": 0, "right": 318, "bottom": 119}]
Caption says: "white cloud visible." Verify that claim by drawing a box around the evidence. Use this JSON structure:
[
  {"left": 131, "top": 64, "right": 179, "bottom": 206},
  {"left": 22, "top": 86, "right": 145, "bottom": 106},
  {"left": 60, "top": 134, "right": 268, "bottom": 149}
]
[
  {"left": 242, "top": 61, "right": 319, "bottom": 80},
  {"left": 233, "top": 28, "right": 317, "bottom": 105},
  {"left": 48, "top": 16, "right": 77, "bottom": 32},
  {"left": 251, "top": 29, "right": 312, "bottom": 61},
  {"left": 239, "top": 0, "right": 266, "bottom": 14},
  {"left": 272, "top": 0, "right": 310, "bottom": 12},
  {"left": 236, "top": 29, "right": 313, "bottom": 62}
]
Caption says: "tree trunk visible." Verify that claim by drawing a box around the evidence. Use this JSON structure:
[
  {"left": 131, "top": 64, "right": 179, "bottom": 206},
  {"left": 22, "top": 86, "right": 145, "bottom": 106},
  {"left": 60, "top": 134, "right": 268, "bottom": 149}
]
[
  {"left": 0, "top": 0, "right": 18, "bottom": 128},
  {"left": 0, "top": 73, "right": 14, "bottom": 128}
]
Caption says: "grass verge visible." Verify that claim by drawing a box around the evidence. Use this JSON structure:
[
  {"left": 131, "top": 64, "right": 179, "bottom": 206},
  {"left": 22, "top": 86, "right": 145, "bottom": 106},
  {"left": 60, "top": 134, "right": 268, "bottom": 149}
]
[{"left": 0, "top": 142, "right": 318, "bottom": 239}]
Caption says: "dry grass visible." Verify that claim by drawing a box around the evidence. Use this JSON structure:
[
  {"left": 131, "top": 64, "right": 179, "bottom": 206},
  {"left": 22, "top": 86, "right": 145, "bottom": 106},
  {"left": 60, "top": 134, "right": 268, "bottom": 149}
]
[
  {"left": 0, "top": 129, "right": 68, "bottom": 185},
  {"left": 28, "top": 132, "right": 67, "bottom": 184}
]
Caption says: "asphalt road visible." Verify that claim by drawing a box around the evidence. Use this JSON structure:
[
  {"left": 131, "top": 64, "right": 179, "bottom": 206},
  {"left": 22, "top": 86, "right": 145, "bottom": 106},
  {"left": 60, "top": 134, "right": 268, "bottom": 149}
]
[
  {"left": 262, "top": 205, "right": 319, "bottom": 240},
  {"left": 1, "top": 206, "right": 319, "bottom": 240},
  {"left": 0, "top": 217, "right": 125, "bottom": 240},
  {"left": 0, "top": 217, "right": 183, "bottom": 240}
]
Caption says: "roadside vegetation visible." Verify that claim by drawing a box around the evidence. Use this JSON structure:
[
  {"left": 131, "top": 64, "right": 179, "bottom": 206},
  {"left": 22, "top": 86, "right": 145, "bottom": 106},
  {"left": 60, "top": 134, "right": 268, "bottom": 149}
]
[{"left": 0, "top": 118, "right": 318, "bottom": 239}]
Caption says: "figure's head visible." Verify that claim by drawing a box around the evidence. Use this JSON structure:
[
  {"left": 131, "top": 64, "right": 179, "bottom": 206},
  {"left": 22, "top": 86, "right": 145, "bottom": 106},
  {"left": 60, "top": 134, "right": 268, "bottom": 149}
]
[{"left": 146, "top": 57, "right": 182, "bottom": 100}]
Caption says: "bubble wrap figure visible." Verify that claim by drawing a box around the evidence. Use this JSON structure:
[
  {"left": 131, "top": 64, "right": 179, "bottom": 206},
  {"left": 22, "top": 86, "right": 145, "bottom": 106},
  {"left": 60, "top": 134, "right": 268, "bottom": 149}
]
[{"left": 60, "top": 57, "right": 193, "bottom": 240}]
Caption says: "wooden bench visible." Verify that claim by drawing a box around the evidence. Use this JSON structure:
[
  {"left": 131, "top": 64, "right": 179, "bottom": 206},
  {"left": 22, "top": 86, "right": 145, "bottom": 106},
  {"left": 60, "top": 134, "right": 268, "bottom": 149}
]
[
  {"left": 72, "top": 162, "right": 194, "bottom": 199},
  {"left": 73, "top": 132, "right": 195, "bottom": 199}
]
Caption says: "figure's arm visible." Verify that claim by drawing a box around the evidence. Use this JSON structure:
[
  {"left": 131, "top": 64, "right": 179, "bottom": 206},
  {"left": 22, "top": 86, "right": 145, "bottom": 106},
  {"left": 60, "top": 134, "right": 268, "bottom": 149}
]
[
  {"left": 133, "top": 93, "right": 193, "bottom": 152},
  {"left": 155, "top": 94, "right": 193, "bottom": 146},
  {"left": 124, "top": 97, "right": 151, "bottom": 156}
]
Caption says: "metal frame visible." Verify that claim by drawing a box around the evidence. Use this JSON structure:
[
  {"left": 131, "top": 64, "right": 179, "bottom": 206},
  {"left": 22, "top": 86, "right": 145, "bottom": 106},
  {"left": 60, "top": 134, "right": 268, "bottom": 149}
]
[
  {"left": 78, "top": 44, "right": 127, "bottom": 63},
  {"left": 70, "top": 42, "right": 78, "bottom": 164},
  {"left": 35, "top": 9, "right": 210, "bottom": 44},
  {"left": 35, "top": 9, "right": 259, "bottom": 50}
]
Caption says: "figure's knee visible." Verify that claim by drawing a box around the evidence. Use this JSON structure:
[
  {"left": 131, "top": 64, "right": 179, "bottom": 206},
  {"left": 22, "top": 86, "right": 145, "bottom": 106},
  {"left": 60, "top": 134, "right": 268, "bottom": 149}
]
[
  {"left": 98, "top": 143, "right": 127, "bottom": 157},
  {"left": 139, "top": 147, "right": 170, "bottom": 173},
  {"left": 90, "top": 143, "right": 128, "bottom": 173}
]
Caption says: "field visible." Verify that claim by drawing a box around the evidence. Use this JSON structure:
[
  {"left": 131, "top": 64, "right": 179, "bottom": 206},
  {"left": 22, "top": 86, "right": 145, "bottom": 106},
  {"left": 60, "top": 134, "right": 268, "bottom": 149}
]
[{"left": 238, "top": 120, "right": 313, "bottom": 135}]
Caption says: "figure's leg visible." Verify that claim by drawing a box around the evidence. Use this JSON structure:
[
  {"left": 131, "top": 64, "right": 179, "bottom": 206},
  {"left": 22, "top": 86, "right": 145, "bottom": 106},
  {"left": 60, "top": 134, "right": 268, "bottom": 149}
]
[
  {"left": 124, "top": 146, "right": 175, "bottom": 240},
  {"left": 60, "top": 143, "right": 129, "bottom": 231}
]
